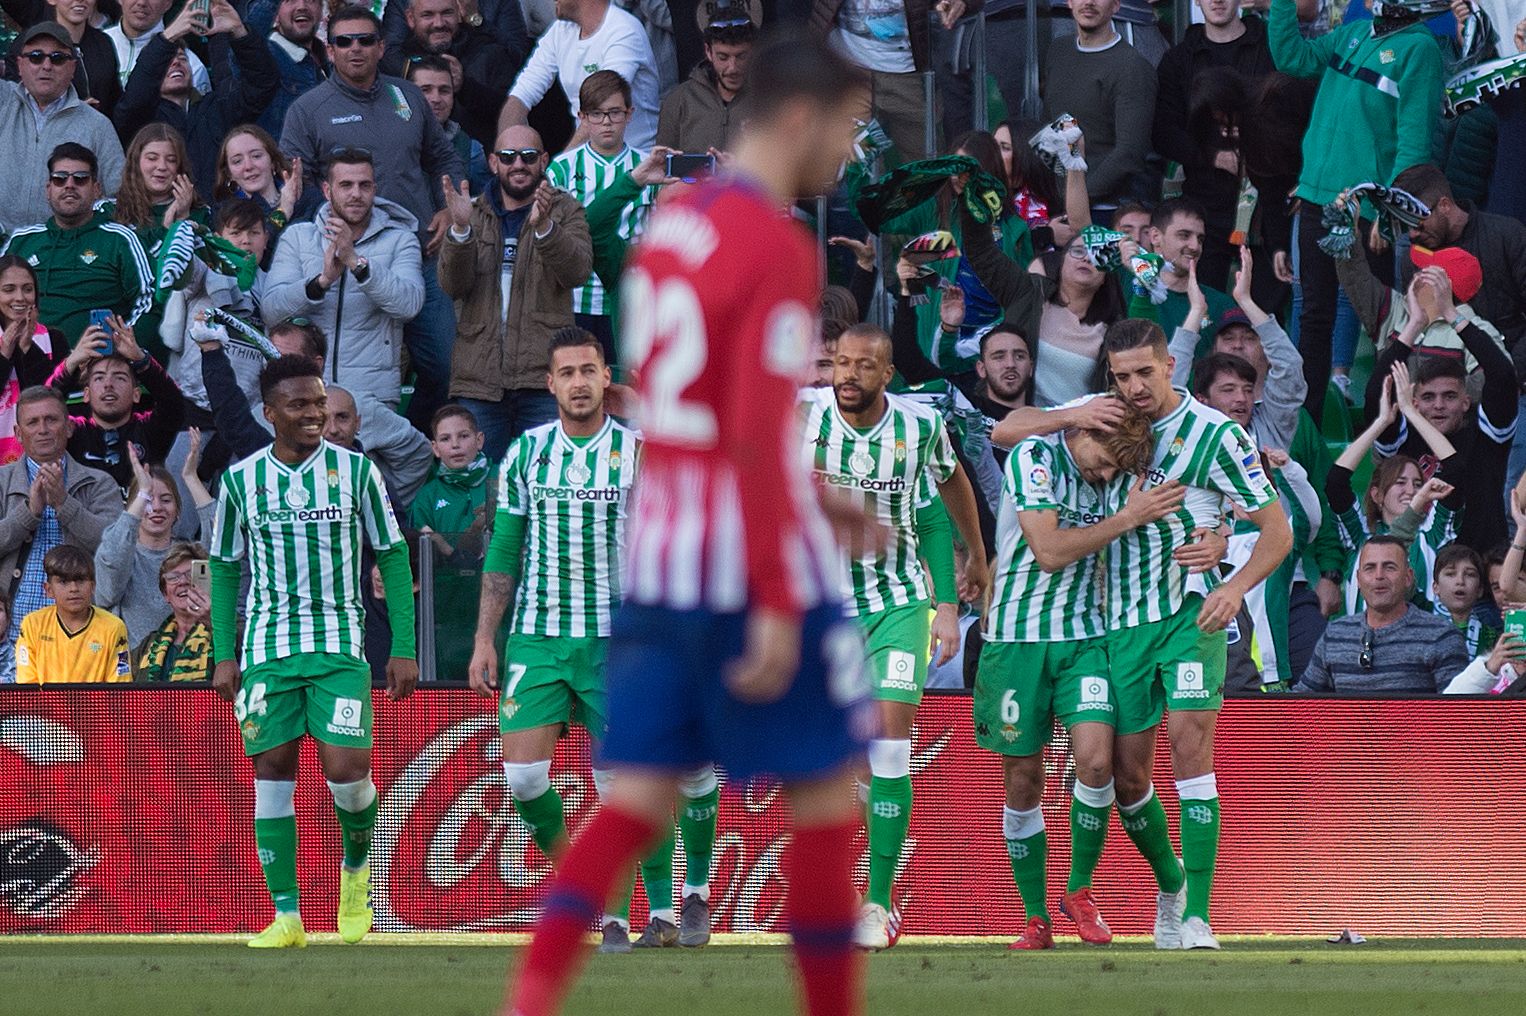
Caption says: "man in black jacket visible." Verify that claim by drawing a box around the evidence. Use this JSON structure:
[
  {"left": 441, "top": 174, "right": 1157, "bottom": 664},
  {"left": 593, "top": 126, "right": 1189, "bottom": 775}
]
[
  {"left": 45, "top": 313, "right": 187, "bottom": 494},
  {"left": 113, "top": 0, "right": 278, "bottom": 198},
  {"left": 1153, "top": 0, "right": 1280, "bottom": 293},
  {"left": 379, "top": 0, "right": 518, "bottom": 148}
]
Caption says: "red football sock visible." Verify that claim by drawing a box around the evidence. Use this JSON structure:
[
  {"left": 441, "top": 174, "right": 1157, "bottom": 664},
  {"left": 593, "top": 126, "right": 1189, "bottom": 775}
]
[
  {"left": 786, "top": 818, "right": 863, "bottom": 1016},
  {"left": 506, "top": 806, "right": 659, "bottom": 1016}
]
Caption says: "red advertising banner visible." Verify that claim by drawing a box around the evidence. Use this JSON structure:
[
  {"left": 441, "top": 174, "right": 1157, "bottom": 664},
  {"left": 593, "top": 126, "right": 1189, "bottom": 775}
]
[{"left": 2, "top": 689, "right": 1524, "bottom": 937}]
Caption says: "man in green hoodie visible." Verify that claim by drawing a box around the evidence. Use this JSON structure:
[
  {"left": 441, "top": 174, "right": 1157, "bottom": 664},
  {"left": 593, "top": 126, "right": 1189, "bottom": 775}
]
[
  {"left": 1269, "top": 0, "right": 1445, "bottom": 420},
  {"left": 409, "top": 403, "right": 492, "bottom": 681},
  {"left": 1, "top": 142, "right": 154, "bottom": 347}
]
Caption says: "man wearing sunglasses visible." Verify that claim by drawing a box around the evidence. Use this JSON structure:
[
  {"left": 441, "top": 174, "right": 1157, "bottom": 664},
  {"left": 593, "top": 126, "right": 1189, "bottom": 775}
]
[
  {"left": 280, "top": 3, "right": 465, "bottom": 432},
  {"left": 378, "top": 0, "right": 519, "bottom": 148},
  {"left": 1295, "top": 536, "right": 1479, "bottom": 693},
  {"left": 439, "top": 125, "right": 592, "bottom": 461},
  {"left": 0, "top": 22, "right": 126, "bottom": 234}
]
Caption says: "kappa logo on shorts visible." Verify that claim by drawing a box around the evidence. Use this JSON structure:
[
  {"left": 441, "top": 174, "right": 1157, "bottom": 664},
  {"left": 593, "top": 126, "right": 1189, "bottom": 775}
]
[
  {"left": 881, "top": 651, "right": 918, "bottom": 692},
  {"left": 1175, "top": 662, "right": 1211, "bottom": 700},
  {"left": 1078, "top": 676, "right": 1113, "bottom": 712},
  {"left": 327, "top": 697, "right": 365, "bottom": 737}
]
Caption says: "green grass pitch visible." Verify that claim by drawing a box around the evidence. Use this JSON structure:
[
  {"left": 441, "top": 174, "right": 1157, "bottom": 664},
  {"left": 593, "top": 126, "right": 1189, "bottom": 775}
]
[{"left": 5, "top": 937, "right": 1526, "bottom": 1015}]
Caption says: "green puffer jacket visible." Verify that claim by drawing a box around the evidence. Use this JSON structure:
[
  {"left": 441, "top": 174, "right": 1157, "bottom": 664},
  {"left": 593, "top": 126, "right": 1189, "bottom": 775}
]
[{"left": 1269, "top": 0, "right": 1445, "bottom": 204}]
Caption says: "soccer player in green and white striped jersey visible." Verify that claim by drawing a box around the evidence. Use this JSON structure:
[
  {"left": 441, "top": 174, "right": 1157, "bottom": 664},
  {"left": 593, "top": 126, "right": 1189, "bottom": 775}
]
[
  {"left": 210, "top": 356, "right": 418, "bottom": 950},
  {"left": 978, "top": 396, "right": 1184, "bottom": 950},
  {"left": 802, "top": 323, "right": 990, "bottom": 949},
  {"left": 994, "top": 318, "right": 1290, "bottom": 952},
  {"left": 467, "top": 327, "right": 719, "bottom": 953},
  {"left": 545, "top": 70, "right": 653, "bottom": 333}
]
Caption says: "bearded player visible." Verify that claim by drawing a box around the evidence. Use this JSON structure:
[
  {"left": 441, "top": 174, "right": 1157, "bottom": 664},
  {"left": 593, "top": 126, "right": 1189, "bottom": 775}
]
[
  {"left": 210, "top": 356, "right": 418, "bottom": 948},
  {"left": 467, "top": 328, "right": 720, "bottom": 953},
  {"left": 978, "top": 395, "right": 1183, "bottom": 950},
  {"left": 996, "top": 320, "right": 1290, "bottom": 950},
  {"left": 505, "top": 31, "right": 873, "bottom": 1016},
  {"left": 800, "top": 323, "right": 989, "bottom": 949}
]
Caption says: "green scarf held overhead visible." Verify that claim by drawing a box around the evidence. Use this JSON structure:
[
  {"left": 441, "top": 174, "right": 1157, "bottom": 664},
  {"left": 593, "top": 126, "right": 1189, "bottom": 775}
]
[
  {"left": 1317, "top": 183, "right": 1430, "bottom": 261},
  {"left": 854, "top": 155, "right": 1008, "bottom": 234},
  {"left": 153, "top": 219, "right": 258, "bottom": 302},
  {"left": 437, "top": 452, "right": 490, "bottom": 491},
  {"left": 1078, "top": 225, "right": 1168, "bottom": 304}
]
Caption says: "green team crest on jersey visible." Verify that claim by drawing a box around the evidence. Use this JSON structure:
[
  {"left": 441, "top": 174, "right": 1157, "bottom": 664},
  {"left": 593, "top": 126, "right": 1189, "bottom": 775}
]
[{"left": 800, "top": 388, "right": 956, "bottom": 616}]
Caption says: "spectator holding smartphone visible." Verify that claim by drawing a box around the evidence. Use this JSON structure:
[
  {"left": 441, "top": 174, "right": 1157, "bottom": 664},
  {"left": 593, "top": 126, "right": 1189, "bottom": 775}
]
[
  {"left": 131, "top": 541, "right": 214, "bottom": 683},
  {"left": 95, "top": 436, "right": 215, "bottom": 647}
]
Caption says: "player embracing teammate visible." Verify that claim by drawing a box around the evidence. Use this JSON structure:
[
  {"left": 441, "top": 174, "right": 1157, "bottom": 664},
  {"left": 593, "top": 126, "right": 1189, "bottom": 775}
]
[{"left": 991, "top": 319, "right": 1291, "bottom": 950}]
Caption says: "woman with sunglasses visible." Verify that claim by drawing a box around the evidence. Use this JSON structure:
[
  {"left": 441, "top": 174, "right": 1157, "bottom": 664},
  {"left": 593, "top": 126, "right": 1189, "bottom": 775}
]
[{"left": 0, "top": 256, "right": 69, "bottom": 466}]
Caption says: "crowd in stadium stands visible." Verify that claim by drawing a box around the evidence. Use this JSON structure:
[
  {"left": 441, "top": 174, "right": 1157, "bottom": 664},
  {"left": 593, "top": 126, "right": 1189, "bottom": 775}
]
[{"left": 2, "top": 0, "right": 1526, "bottom": 696}]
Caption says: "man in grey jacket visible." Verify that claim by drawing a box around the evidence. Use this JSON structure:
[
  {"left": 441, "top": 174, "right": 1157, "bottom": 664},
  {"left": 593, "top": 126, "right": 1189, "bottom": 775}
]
[
  {"left": 279, "top": 3, "right": 465, "bottom": 431},
  {"left": 0, "top": 387, "right": 122, "bottom": 656},
  {"left": 0, "top": 22, "right": 126, "bottom": 233},
  {"left": 262, "top": 149, "right": 426, "bottom": 412}
]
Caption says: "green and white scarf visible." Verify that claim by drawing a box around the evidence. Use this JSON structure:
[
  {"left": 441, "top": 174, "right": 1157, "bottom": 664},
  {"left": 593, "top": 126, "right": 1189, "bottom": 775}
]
[{"left": 853, "top": 155, "right": 1007, "bottom": 234}]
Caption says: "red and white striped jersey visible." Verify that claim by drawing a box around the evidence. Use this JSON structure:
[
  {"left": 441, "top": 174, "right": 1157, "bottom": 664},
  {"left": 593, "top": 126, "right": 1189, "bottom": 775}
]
[{"left": 620, "top": 180, "right": 840, "bottom": 617}]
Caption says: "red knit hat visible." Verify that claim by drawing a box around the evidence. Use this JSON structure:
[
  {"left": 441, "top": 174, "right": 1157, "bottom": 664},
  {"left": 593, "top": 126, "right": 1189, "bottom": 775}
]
[{"left": 1410, "top": 245, "right": 1484, "bottom": 304}]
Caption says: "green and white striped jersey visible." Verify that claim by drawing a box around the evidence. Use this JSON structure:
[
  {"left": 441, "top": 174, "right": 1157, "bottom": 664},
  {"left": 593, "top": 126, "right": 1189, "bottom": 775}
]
[
  {"left": 800, "top": 388, "right": 957, "bottom": 616},
  {"left": 211, "top": 441, "right": 404, "bottom": 668},
  {"left": 1101, "top": 389, "right": 1279, "bottom": 628},
  {"left": 986, "top": 433, "right": 1108, "bottom": 642},
  {"left": 496, "top": 417, "right": 638, "bottom": 637},
  {"left": 546, "top": 143, "right": 651, "bottom": 316}
]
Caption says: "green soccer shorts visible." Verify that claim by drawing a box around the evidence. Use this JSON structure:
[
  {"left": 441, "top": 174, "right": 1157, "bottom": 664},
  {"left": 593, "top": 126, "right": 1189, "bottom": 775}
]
[
  {"left": 236, "top": 654, "right": 373, "bottom": 756},
  {"left": 973, "top": 638, "right": 1115, "bottom": 755},
  {"left": 1106, "top": 594, "right": 1226, "bottom": 736},
  {"left": 498, "top": 632, "right": 608, "bottom": 738},
  {"left": 858, "top": 600, "right": 932, "bottom": 706}
]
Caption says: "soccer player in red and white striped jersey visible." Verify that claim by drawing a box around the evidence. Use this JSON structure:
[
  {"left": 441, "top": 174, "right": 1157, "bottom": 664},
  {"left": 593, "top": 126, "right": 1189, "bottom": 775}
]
[{"left": 505, "top": 30, "right": 874, "bottom": 1016}]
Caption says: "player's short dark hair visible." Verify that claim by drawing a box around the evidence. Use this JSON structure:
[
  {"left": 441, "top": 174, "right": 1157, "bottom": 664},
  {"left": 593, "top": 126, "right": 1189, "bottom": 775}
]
[
  {"left": 1191, "top": 352, "right": 1256, "bottom": 397},
  {"left": 431, "top": 403, "right": 480, "bottom": 437},
  {"left": 328, "top": 3, "right": 382, "bottom": 37},
  {"left": 1090, "top": 396, "right": 1155, "bottom": 477},
  {"left": 260, "top": 353, "right": 323, "bottom": 402},
  {"left": 213, "top": 197, "right": 265, "bottom": 235},
  {"left": 43, "top": 544, "right": 94, "bottom": 583},
  {"left": 839, "top": 322, "right": 892, "bottom": 359},
  {"left": 549, "top": 326, "right": 605, "bottom": 363},
  {"left": 1413, "top": 353, "right": 1466, "bottom": 388},
  {"left": 744, "top": 27, "right": 867, "bottom": 123},
  {"left": 1435, "top": 542, "right": 1485, "bottom": 582},
  {"left": 1151, "top": 197, "right": 1208, "bottom": 232},
  {"left": 1104, "top": 318, "right": 1169, "bottom": 358},
  {"left": 580, "top": 69, "right": 631, "bottom": 111},
  {"left": 326, "top": 146, "right": 374, "bottom": 179},
  {"left": 1391, "top": 163, "right": 1452, "bottom": 206},
  {"left": 271, "top": 316, "right": 328, "bottom": 361},
  {"left": 48, "top": 142, "right": 98, "bottom": 177},
  {"left": 405, "top": 54, "right": 453, "bottom": 83}
]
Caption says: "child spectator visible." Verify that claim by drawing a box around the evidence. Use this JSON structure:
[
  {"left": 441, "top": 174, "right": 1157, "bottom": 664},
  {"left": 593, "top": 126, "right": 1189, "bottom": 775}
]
[
  {"left": 1432, "top": 543, "right": 1501, "bottom": 657},
  {"left": 132, "top": 542, "right": 213, "bottom": 683},
  {"left": 1326, "top": 363, "right": 1462, "bottom": 614},
  {"left": 409, "top": 404, "right": 491, "bottom": 680},
  {"left": 15, "top": 545, "right": 130, "bottom": 684}
]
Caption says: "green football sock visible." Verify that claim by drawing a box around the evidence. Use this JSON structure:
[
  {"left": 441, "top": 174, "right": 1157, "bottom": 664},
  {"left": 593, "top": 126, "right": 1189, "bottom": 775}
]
[
  {"left": 678, "top": 787, "right": 719, "bottom": 892},
  {"left": 512, "top": 787, "right": 566, "bottom": 859},
  {"left": 1067, "top": 784, "right": 1113, "bottom": 894},
  {"left": 1003, "top": 806, "right": 1049, "bottom": 922},
  {"left": 331, "top": 792, "right": 377, "bottom": 871},
  {"left": 866, "top": 774, "right": 913, "bottom": 910},
  {"left": 1177, "top": 779, "right": 1221, "bottom": 923},
  {"left": 254, "top": 815, "right": 300, "bottom": 915},
  {"left": 607, "top": 869, "right": 633, "bottom": 923},
  {"left": 1118, "top": 787, "right": 1185, "bottom": 894},
  {"left": 639, "top": 823, "right": 677, "bottom": 921}
]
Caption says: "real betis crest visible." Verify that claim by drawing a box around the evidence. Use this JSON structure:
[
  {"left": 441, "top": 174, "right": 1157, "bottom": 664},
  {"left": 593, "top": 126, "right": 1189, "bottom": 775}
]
[
  {"left": 80, "top": 250, "right": 98, "bottom": 265},
  {"left": 389, "top": 84, "right": 411, "bottom": 121}
]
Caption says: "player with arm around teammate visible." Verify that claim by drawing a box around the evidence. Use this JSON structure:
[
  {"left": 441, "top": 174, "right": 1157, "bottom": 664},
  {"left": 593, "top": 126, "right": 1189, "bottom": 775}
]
[
  {"left": 979, "top": 395, "right": 1185, "bottom": 950},
  {"left": 210, "top": 355, "right": 419, "bottom": 948}
]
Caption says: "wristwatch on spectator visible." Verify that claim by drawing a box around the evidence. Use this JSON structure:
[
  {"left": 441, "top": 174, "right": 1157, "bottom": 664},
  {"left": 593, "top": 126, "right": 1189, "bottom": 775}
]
[
  {"left": 466, "top": 11, "right": 483, "bottom": 26},
  {"left": 350, "top": 257, "right": 371, "bottom": 283}
]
